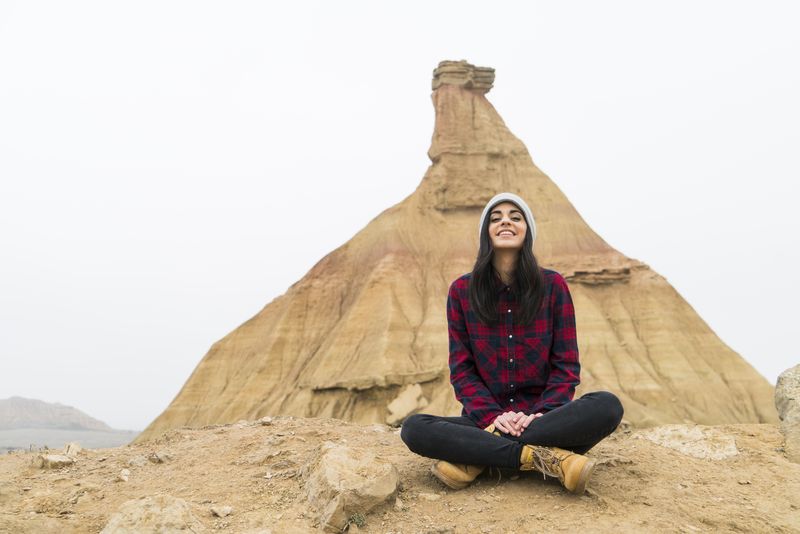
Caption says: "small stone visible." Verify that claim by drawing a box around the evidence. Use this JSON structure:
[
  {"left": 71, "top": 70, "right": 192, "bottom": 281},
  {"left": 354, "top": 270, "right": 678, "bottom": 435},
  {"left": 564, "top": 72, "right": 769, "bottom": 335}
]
[
  {"left": 63, "top": 442, "right": 82, "bottom": 456},
  {"left": 259, "top": 416, "right": 274, "bottom": 426},
  {"left": 418, "top": 492, "right": 441, "bottom": 501},
  {"left": 737, "top": 480, "right": 751, "bottom": 485},
  {"left": 128, "top": 456, "right": 147, "bottom": 467},
  {"left": 148, "top": 451, "right": 172, "bottom": 464},
  {"left": 211, "top": 505, "right": 233, "bottom": 517},
  {"left": 117, "top": 469, "right": 130, "bottom": 482},
  {"left": 394, "top": 497, "right": 404, "bottom": 511},
  {"left": 36, "top": 454, "right": 74, "bottom": 469}
]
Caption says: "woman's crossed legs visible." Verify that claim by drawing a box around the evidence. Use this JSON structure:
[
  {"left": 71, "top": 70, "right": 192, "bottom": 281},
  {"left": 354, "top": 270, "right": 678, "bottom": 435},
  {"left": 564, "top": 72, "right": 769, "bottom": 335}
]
[{"left": 400, "top": 391, "right": 624, "bottom": 469}]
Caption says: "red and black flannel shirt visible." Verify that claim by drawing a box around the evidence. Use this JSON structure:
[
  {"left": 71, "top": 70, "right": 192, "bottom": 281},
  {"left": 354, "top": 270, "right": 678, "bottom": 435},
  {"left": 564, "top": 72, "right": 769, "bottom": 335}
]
[{"left": 447, "top": 268, "right": 581, "bottom": 429}]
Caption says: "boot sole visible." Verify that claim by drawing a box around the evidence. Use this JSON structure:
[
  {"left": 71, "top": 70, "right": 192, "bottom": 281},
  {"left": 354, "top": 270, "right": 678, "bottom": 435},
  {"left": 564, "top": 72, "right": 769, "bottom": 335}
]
[
  {"left": 430, "top": 463, "right": 470, "bottom": 490},
  {"left": 571, "top": 457, "right": 596, "bottom": 494}
]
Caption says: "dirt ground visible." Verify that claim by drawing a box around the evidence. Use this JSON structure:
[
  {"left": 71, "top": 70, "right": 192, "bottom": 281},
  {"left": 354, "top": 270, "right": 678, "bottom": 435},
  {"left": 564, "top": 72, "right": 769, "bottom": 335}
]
[{"left": 1, "top": 417, "right": 798, "bottom": 533}]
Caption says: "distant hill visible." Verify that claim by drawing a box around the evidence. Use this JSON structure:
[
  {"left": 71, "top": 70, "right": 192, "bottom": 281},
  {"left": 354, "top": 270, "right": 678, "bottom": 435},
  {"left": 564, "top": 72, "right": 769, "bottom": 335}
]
[
  {"left": 0, "top": 397, "right": 138, "bottom": 451},
  {"left": 0, "top": 396, "right": 112, "bottom": 431}
]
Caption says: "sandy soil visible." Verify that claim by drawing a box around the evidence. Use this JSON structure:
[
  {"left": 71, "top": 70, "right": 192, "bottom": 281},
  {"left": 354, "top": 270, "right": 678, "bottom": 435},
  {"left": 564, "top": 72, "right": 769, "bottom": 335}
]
[{"left": 0, "top": 417, "right": 798, "bottom": 533}]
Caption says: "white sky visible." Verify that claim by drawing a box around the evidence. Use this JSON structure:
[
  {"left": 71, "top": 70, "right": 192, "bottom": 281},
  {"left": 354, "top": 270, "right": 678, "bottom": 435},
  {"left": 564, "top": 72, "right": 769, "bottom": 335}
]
[{"left": 1, "top": 2, "right": 798, "bottom": 431}]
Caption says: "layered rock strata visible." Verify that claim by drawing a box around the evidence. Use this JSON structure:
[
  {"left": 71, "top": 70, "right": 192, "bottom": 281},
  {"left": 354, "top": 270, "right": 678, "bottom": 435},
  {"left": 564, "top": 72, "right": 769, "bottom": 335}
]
[{"left": 137, "top": 60, "right": 777, "bottom": 441}]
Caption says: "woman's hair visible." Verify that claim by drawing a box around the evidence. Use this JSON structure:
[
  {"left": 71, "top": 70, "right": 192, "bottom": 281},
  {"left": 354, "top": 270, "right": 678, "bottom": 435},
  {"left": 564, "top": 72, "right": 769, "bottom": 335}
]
[{"left": 468, "top": 203, "right": 545, "bottom": 326}]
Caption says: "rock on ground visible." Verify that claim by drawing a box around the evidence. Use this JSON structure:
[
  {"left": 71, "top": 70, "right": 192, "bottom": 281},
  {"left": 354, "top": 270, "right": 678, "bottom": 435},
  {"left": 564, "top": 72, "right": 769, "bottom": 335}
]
[
  {"left": 100, "top": 494, "right": 204, "bottom": 533},
  {"left": 776, "top": 363, "right": 800, "bottom": 462},
  {"left": 635, "top": 425, "right": 739, "bottom": 460},
  {"left": 301, "top": 442, "right": 399, "bottom": 531},
  {"left": 35, "top": 454, "right": 74, "bottom": 469}
]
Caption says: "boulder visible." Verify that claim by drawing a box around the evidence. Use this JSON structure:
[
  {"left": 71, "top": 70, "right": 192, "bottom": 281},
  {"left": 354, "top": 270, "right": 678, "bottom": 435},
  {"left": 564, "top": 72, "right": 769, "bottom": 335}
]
[
  {"left": 776, "top": 364, "right": 800, "bottom": 462},
  {"left": 100, "top": 494, "right": 205, "bottom": 533},
  {"left": 301, "top": 442, "right": 399, "bottom": 532}
]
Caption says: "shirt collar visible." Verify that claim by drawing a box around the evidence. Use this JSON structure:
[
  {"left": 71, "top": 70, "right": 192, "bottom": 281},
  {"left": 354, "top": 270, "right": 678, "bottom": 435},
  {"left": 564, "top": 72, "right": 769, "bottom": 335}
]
[{"left": 492, "top": 270, "right": 515, "bottom": 294}]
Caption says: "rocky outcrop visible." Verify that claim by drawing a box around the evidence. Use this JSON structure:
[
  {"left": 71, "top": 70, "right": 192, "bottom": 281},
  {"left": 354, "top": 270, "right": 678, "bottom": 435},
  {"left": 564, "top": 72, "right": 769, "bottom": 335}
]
[
  {"left": 431, "top": 60, "right": 494, "bottom": 93},
  {"left": 776, "top": 364, "right": 800, "bottom": 462},
  {"left": 136, "top": 60, "right": 777, "bottom": 442}
]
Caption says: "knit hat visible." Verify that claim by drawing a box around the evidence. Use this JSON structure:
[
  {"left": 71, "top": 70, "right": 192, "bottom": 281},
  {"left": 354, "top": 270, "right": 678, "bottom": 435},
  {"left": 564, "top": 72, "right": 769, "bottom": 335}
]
[{"left": 478, "top": 192, "right": 537, "bottom": 243}]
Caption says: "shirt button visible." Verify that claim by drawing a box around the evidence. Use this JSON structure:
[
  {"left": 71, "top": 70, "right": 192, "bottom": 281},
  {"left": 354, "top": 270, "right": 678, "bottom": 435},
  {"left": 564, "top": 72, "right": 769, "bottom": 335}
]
[
  {"left": 508, "top": 334, "right": 513, "bottom": 339},
  {"left": 510, "top": 399, "right": 514, "bottom": 403},
  {"left": 510, "top": 359, "right": 514, "bottom": 363},
  {"left": 507, "top": 309, "right": 511, "bottom": 313},
  {"left": 510, "top": 384, "right": 515, "bottom": 388}
]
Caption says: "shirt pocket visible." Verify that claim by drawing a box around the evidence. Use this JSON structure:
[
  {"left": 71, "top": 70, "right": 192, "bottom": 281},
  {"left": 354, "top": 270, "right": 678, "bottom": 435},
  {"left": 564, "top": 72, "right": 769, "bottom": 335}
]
[{"left": 518, "top": 330, "right": 553, "bottom": 387}]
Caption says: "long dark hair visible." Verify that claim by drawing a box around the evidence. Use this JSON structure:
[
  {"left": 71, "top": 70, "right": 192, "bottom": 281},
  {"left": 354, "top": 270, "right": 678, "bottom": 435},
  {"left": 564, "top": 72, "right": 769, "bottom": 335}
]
[{"left": 468, "top": 203, "right": 545, "bottom": 326}]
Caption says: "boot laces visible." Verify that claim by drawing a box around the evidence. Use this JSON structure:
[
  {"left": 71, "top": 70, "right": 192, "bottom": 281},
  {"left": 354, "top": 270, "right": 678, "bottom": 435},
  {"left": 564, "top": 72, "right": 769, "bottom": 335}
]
[{"left": 528, "top": 447, "right": 573, "bottom": 481}]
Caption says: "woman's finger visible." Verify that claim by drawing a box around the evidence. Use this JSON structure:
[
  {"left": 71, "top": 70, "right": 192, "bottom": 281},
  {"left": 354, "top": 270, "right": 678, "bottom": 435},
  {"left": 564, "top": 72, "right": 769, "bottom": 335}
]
[
  {"left": 498, "top": 414, "right": 520, "bottom": 436},
  {"left": 520, "top": 413, "right": 536, "bottom": 428},
  {"left": 509, "top": 412, "right": 525, "bottom": 432},
  {"left": 494, "top": 416, "right": 512, "bottom": 434}
]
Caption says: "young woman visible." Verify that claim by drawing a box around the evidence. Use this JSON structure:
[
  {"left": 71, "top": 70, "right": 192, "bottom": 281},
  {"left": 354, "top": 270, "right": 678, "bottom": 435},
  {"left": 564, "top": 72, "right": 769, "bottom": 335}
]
[{"left": 401, "top": 192, "right": 624, "bottom": 494}]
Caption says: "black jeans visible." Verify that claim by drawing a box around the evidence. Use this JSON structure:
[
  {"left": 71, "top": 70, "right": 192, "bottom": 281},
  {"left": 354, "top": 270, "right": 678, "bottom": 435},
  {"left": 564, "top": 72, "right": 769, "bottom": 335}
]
[{"left": 400, "top": 391, "right": 624, "bottom": 469}]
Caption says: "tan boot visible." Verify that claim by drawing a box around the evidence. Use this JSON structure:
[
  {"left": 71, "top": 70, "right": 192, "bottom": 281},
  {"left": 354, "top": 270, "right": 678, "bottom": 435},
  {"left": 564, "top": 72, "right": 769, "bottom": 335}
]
[
  {"left": 519, "top": 445, "right": 596, "bottom": 494},
  {"left": 430, "top": 424, "right": 501, "bottom": 489},
  {"left": 430, "top": 461, "right": 486, "bottom": 489}
]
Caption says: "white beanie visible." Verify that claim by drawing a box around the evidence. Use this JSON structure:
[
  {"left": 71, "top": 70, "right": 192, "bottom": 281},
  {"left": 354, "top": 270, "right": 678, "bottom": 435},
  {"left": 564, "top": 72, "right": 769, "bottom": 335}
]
[{"left": 478, "top": 192, "right": 536, "bottom": 243}]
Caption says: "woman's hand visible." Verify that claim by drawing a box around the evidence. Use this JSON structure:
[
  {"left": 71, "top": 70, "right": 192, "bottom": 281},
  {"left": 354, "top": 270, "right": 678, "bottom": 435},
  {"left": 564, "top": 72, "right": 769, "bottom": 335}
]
[
  {"left": 519, "top": 411, "right": 544, "bottom": 431},
  {"left": 492, "top": 411, "right": 543, "bottom": 436}
]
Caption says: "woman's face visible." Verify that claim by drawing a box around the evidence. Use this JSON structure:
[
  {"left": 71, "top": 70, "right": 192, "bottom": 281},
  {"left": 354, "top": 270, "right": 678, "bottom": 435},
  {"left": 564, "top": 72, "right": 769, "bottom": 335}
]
[{"left": 487, "top": 201, "right": 527, "bottom": 251}]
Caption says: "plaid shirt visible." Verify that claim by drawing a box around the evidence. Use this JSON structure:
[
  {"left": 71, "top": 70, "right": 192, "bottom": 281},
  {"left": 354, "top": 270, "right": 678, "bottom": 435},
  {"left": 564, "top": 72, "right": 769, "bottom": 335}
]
[{"left": 447, "top": 268, "right": 581, "bottom": 429}]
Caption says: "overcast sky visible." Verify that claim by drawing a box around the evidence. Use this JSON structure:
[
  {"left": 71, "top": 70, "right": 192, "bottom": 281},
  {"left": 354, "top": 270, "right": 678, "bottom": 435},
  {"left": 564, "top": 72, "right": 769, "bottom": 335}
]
[{"left": 1, "top": 2, "right": 798, "bottom": 431}]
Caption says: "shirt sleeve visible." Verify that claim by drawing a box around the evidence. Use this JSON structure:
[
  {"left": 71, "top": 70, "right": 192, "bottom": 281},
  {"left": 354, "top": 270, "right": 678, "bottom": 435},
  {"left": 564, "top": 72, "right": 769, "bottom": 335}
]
[
  {"left": 532, "top": 273, "right": 581, "bottom": 413},
  {"left": 447, "top": 282, "right": 504, "bottom": 428}
]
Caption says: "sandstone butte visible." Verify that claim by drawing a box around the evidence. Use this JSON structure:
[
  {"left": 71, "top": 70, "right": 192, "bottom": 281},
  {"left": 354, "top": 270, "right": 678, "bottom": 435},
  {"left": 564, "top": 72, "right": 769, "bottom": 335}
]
[{"left": 136, "top": 60, "right": 777, "bottom": 442}]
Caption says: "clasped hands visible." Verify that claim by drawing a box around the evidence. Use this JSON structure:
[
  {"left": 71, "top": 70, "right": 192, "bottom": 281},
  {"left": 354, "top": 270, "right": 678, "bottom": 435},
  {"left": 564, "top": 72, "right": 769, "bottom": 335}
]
[{"left": 490, "top": 410, "right": 543, "bottom": 437}]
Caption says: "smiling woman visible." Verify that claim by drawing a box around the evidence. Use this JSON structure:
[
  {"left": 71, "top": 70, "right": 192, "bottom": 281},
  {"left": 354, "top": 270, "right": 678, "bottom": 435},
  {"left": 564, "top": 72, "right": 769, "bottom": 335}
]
[{"left": 400, "top": 192, "right": 624, "bottom": 494}]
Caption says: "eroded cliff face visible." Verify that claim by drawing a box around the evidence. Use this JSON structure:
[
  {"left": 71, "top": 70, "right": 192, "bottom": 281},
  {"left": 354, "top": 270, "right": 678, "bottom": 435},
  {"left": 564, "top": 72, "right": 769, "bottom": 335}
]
[{"left": 137, "top": 60, "right": 776, "bottom": 441}]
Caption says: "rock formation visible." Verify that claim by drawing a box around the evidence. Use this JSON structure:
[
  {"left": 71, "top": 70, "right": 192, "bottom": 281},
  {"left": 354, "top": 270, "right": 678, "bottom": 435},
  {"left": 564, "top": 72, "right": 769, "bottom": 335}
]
[
  {"left": 137, "top": 60, "right": 777, "bottom": 442},
  {"left": 776, "top": 364, "right": 800, "bottom": 462}
]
